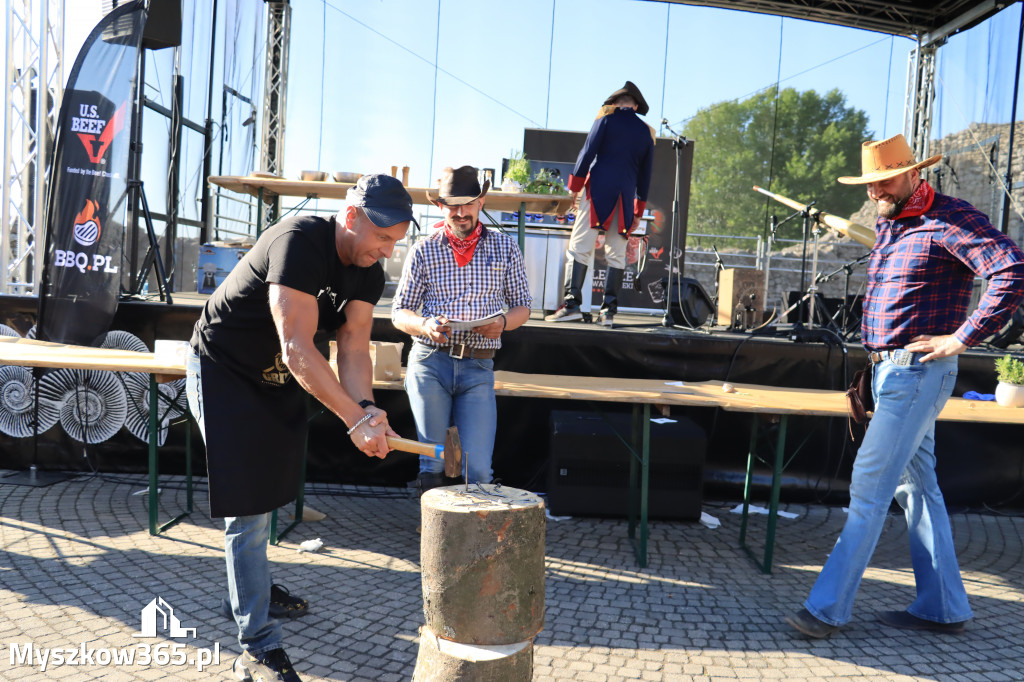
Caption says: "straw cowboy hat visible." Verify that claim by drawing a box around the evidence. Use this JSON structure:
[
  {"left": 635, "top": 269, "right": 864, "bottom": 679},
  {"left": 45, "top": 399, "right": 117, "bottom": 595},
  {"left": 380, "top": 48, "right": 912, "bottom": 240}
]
[
  {"left": 426, "top": 166, "right": 490, "bottom": 206},
  {"left": 837, "top": 134, "right": 942, "bottom": 185},
  {"left": 603, "top": 80, "right": 649, "bottom": 116}
]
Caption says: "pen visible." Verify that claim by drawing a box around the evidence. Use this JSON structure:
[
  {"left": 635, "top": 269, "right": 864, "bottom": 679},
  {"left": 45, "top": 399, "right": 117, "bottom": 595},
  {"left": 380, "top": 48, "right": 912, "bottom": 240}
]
[{"left": 434, "top": 317, "right": 449, "bottom": 342}]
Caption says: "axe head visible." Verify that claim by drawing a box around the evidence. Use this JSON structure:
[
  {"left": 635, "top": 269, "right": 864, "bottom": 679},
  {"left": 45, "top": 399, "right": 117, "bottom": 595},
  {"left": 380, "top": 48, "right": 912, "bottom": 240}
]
[{"left": 443, "top": 426, "right": 462, "bottom": 478}]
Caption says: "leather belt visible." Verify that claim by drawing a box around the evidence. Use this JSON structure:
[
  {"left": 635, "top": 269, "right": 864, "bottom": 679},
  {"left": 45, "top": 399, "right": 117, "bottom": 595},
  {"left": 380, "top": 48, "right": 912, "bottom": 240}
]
[
  {"left": 868, "top": 349, "right": 919, "bottom": 366},
  {"left": 436, "top": 343, "right": 496, "bottom": 360}
]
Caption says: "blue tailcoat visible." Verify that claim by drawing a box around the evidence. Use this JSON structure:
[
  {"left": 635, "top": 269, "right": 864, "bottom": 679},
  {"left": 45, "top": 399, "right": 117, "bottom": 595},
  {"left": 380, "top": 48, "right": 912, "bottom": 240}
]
[{"left": 567, "top": 107, "right": 654, "bottom": 235}]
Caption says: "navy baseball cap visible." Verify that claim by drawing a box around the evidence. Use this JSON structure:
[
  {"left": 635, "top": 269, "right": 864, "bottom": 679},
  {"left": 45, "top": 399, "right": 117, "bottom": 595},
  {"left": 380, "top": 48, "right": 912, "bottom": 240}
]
[{"left": 347, "top": 174, "right": 419, "bottom": 229}]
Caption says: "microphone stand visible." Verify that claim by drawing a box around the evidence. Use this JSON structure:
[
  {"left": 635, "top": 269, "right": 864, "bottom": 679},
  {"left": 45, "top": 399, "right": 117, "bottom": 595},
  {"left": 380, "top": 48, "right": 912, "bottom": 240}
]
[
  {"left": 711, "top": 244, "right": 725, "bottom": 309},
  {"left": 660, "top": 119, "right": 691, "bottom": 327}
]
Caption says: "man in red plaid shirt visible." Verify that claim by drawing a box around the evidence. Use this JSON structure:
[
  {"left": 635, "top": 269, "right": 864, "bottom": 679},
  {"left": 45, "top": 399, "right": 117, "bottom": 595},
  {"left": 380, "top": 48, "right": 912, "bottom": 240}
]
[{"left": 787, "top": 134, "right": 1024, "bottom": 639}]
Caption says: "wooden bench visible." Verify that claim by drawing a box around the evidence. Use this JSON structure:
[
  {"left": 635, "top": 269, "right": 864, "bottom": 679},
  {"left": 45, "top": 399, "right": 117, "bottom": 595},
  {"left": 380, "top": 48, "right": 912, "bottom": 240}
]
[{"left": 0, "top": 336, "right": 192, "bottom": 535}]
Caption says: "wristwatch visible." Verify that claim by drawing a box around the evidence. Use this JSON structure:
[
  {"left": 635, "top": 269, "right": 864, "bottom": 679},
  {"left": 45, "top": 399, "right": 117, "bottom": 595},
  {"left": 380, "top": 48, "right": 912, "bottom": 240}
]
[{"left": 358, "top": 399, "right": 375, "bottom": 409}]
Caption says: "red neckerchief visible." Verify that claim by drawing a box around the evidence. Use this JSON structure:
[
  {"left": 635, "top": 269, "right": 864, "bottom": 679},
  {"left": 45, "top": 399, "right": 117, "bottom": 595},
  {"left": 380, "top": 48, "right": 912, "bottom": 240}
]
[
  {"left": 894, "top": 179, "right": 935, "bottom": 220},
  {"left": 444, "top": 221, "right": 483, "bottom": 267}
]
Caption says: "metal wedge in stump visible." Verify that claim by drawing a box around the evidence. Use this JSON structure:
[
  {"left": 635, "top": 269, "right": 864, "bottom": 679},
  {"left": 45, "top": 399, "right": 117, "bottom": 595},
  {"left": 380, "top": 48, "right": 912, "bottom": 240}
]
[{"left": 414, "top": 484, "right": 545, "bottom": 682}]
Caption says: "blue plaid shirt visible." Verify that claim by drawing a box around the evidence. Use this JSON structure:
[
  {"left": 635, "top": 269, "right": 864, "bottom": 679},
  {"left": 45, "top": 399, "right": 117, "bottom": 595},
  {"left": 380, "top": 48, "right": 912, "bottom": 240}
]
[
  {"left": 392, "top": 223, "right": 532, "bottom": 349},
  {"left": 862, "top": 191, "right": 1024, "bottom": 350}
]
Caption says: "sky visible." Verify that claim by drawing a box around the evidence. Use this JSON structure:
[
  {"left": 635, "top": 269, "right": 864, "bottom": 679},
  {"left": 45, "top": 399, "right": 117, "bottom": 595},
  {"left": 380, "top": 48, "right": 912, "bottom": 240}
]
[{"left": 6, "top": 0, "right": 1024, "bottom": 222}]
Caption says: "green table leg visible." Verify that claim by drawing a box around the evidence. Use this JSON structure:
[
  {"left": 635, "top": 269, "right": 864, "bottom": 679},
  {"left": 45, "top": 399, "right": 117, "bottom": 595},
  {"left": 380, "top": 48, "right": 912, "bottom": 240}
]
[
  {"left": 627, "top": 403, "right": 651, "bottom": 568},
  {"left": 739, "top": 414, "right": 788, "bottom": 573},
  {"left": 517, "top": 201, "right": 526, "bottom": 253}
]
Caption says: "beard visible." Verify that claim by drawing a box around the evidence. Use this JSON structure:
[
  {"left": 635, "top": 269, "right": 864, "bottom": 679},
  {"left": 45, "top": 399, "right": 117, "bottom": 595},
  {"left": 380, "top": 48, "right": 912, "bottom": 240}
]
[
  {"left": 876, "top": 197, "right": 906, "bottom": 219},
  {"left": 875, "top": 187, "right": 915, "bottom": 219}
]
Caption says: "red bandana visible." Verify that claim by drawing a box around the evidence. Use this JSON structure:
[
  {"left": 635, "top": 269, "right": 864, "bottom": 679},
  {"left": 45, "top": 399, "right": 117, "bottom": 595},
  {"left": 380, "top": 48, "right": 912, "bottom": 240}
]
[
  {"left": 894, "top": 179, "right": 935, "bottom": 220},
  {"left": 444, "top": 221, "right": 483, "bottom": 267}
]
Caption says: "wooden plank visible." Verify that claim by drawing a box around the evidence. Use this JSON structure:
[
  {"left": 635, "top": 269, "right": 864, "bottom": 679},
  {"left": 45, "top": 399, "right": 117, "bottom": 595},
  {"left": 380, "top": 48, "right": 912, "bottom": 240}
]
[
  {"left": 0, "top": 337, "right": 186, "bottom": 377},
  {"left": 208, "top": 175, "right": 576, "bottom": 215}
]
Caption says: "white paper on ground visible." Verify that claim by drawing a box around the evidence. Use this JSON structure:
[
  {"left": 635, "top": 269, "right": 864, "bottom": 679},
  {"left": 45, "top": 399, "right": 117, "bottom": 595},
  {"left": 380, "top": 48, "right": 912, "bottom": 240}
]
[
  {"left": 699, "top": 512, "right": 721, "bottom": 529},
  {"left": 650, "top": 417, "right": 677, "bottom": 424},
  {"left": 545, "top": 509, "right": 571, "bottom": 521},
  {"left": 297, "top": 538, "right": 324, "bottom": 553},
  {"left": 730, "top": 503, "right": 799, "bottom": 519}
]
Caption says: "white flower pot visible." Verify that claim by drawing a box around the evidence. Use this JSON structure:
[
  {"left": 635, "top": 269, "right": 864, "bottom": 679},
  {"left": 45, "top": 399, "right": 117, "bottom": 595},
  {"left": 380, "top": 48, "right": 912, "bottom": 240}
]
[{"left": 995, "top": 381, "right": 1024, "bottom": 407}]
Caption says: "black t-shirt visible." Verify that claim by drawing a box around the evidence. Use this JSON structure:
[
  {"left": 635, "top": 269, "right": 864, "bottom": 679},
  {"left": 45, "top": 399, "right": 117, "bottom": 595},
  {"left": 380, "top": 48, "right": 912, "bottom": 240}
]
[{"left": 191, "top": 214, "right": 385, "bottom": 385}]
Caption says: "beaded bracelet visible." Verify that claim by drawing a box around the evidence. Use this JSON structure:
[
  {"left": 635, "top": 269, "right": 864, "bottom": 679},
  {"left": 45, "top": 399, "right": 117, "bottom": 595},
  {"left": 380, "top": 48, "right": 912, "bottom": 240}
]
[{"left": 346, "top": 412, "right": 374, "bottom": 435}]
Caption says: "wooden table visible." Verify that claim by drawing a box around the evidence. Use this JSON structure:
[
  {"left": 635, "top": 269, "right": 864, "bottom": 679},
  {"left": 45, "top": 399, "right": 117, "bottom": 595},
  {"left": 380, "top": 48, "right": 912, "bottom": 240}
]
[
  {"left": 0, "top": 337, "right": 192, "bottom": 536},
  {"left": 373, "top": 370, "right": 1024, "bottom": 569},
  {"left": 683, "top": 379, "right": 1024, "bottom": 572},
  {"left": 208, "top": 174, "right": 576, "bottom": 251}
]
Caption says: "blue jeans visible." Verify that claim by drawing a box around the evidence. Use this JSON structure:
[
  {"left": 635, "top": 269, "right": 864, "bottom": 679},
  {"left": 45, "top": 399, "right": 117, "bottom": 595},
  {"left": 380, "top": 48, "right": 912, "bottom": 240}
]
[
  {"left": 186, "top": 351, "right": 281, "bottom": 656},
  {"left": 404, "top": 342, "right": 496, "bottom": 483},
  {"left": 805, "top": 351, "right": 972, "bottom": 626}
]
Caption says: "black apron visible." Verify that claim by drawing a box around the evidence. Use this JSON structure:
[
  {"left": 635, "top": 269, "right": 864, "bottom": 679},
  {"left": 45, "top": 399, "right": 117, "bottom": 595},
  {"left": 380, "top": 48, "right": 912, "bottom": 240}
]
[{"left": 201, "top": 351, "right": 306, "bottom": 518}]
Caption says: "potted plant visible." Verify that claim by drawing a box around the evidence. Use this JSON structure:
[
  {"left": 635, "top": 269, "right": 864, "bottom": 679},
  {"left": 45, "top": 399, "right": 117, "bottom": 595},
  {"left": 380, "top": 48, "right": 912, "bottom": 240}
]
[
  {"left": 502, "top": 151, "right": 532, "bottom": 192},
  {"left": 994, "top": 354, "right": 1024, "bottom": 407}
]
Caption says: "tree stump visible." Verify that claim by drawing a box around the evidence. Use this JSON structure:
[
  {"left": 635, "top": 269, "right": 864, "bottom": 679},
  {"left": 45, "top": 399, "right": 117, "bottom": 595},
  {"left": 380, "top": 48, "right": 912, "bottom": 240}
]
[
  {"left": 412, "top": 626, "right": 532, "bottom": 682},
  {"left": 416, "top": 484, "right": 545, "bottom": 680}
]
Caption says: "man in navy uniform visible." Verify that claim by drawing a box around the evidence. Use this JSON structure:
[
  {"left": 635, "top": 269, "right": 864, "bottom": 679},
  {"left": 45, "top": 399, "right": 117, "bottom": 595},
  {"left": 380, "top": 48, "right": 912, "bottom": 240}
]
[{"left": 546, "top": 81, "right": 655, "bottom": 326}]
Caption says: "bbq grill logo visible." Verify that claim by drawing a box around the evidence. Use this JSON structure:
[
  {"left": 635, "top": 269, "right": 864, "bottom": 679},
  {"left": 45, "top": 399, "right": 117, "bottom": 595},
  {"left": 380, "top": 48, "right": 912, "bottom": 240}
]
[
  {"left": 73, "top": 200, "right": 101, "bottom": 246},
  {"left": 53, "top": 200, "right": 118, "bottom": 275},
  {"left": 72, "top": 100, "right": 126, "bottom": 164}
]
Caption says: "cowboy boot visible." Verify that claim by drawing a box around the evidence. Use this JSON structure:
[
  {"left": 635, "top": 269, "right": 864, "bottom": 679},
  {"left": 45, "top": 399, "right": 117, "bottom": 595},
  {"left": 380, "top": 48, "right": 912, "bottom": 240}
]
[
  {"left": 598, "top": 267, "right": 623, "bottom": 327},
  {"left": 545, "top": 260, "right": 588, "bottom": 322}
]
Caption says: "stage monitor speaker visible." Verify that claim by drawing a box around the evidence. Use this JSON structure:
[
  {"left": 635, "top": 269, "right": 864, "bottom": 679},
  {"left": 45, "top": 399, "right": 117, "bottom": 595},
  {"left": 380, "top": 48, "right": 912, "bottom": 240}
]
[
  {"left": 717, "top": 268, "right": 764, "bottom": 327},
  {"left": 546, "top": 410, "right": 706, "bottom": 520},
  {"left": 103, "top": 0, "right": 181, "bottom": 50},
  {"left": 664, "top": 277, "right": 714, "bottom": 328}
]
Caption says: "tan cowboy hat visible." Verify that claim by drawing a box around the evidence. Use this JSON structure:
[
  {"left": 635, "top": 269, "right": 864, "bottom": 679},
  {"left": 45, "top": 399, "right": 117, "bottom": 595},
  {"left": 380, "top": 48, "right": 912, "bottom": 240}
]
[
  {"left": 425, "top": 165, "right": 490, "bottom": 206},
  {"left": 837, "top": 134, "right": 942, "bottom": 185}
]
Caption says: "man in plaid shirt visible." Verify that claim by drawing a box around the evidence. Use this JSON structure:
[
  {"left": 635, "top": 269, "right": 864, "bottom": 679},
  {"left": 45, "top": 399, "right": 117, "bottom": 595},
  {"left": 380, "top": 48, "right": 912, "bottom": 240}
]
[
  {"left": 392, "top": 166, "right": 532, "bottom": 493},
  {"left": 787, "top": 134, "right": 1024, "bottom": 639}
]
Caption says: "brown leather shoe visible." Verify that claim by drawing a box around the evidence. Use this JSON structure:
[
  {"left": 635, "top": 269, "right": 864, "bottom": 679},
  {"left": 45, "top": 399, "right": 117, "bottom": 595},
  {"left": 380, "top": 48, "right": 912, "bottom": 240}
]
[
  {"left": 785, "top": 608, "right": 839, "bottom": 638},
  {"left": 878, "top": 610, "right": 966, "bottom": 634}
]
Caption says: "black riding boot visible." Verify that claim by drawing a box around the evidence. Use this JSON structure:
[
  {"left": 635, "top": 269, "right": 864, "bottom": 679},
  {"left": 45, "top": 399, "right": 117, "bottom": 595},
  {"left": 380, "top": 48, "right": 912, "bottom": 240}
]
[
  {"left": 545, "top": 259, "right": 588, "bottom": 322},
  {"left": 599, "top": 267, "right": 623, "bottom": 326}
]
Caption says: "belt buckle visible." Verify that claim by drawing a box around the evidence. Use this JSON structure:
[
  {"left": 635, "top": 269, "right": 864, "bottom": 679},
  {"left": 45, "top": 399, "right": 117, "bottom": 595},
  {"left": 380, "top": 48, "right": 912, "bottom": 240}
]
[
  {"left": 892, "top": 349, "right": 914, "bottom": 366},
  {"left": 448, "top": 344, "right": 466, "bottom": 360}
]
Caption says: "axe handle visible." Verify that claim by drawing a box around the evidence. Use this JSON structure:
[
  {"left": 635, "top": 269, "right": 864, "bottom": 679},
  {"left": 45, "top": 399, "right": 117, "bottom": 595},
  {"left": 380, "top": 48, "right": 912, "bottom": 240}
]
[
  {"left": 753, "top": 185, "right": 875, "bottom": 248},
  {"left": 386, "top": 436, "right": 443, "bottom": 459}
]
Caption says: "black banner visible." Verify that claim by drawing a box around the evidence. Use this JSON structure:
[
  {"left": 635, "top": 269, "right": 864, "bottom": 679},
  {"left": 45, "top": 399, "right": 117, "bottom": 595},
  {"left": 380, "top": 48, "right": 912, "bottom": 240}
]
[{"left": 36, "top": 1, "right": 147, "bottom": 345}]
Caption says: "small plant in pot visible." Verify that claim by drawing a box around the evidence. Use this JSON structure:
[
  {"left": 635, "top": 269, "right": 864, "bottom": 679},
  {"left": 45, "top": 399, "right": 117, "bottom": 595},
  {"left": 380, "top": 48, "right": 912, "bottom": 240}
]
[
  {"left": 994, "top": 354, "right": 1024, "bottom": 407},
  {"left": 502, "top": 151, "right": 532, "bottom": 192}
]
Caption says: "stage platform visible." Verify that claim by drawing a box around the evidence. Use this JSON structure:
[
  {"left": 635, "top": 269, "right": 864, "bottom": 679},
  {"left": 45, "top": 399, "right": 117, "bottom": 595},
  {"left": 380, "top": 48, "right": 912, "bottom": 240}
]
[{"left": 0, "top": 293, "right": 1021, "bottom": 511}]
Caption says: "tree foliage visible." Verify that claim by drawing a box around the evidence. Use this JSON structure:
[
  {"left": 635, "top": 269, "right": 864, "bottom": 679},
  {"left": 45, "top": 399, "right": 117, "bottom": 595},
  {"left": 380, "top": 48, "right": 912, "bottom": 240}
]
[{"left": 682, "top": 87, "right": 872, "bottom": 241}]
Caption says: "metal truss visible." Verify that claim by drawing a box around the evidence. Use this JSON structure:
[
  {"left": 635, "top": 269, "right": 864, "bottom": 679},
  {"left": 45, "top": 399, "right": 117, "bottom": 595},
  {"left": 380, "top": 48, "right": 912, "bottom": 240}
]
[
  {"left": 903, "top": 43, "right": 937, "bottom": 174},
  {"left": 260, "top": 0, "right": 290, "bottom": 178},
  {"left": 2, "top": 0, "right": 64, "bottom": 296}
]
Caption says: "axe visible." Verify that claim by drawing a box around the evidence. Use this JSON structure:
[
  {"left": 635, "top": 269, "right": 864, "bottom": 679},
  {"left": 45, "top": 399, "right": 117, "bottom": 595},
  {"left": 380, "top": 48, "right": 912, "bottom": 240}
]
[{"left": 386, "top": 426, "right": 463, "bottom": 478}]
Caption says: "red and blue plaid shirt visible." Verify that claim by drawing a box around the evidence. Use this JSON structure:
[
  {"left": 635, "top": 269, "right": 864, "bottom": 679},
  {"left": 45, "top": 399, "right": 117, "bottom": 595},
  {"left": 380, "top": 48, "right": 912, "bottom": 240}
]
[{"left": 862, "top": 187, "right": 1024, "bottom": 350}]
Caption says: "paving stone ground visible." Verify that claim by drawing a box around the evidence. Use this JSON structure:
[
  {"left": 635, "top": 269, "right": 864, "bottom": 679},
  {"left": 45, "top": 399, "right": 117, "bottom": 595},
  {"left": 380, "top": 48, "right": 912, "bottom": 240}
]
[{"left": 0, "top": 473, "right": 1022, "bottom": 681}]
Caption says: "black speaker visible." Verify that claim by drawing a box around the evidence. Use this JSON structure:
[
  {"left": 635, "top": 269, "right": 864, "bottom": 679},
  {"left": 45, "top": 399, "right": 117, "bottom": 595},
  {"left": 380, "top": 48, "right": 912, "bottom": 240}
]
[
  {"left": 546, "top": 410, "right": 706, "bottom": 520},
  {"left": 103, "top": 0, "right": 181, "bottom": 50},
  {"left": 664, "top": 277, "right": 714, "bottom": 328}
]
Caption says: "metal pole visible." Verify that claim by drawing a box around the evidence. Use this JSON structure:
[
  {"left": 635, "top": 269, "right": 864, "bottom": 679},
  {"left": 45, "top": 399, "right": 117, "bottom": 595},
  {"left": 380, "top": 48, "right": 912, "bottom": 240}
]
[{"left": 1000, "top": 5, "right": 1024, "bottom": 235}]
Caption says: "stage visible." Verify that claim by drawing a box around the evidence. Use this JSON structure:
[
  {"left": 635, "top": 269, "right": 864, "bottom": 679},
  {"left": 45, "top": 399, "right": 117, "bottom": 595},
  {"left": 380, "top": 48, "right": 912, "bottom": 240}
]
[{"left": 0, "top": 293, "right": 1021, "bottom": 512}]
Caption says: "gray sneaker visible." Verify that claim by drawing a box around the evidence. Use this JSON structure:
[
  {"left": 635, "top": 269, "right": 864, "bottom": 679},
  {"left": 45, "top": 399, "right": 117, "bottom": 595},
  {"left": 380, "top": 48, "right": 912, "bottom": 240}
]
[
  {"left": 545, "top": 304, "right": 582, "bottom": 322},
  {"left": 233, "top": 648, "right": 301, "bottom": 681}
]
